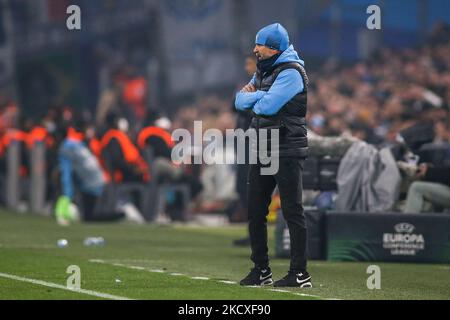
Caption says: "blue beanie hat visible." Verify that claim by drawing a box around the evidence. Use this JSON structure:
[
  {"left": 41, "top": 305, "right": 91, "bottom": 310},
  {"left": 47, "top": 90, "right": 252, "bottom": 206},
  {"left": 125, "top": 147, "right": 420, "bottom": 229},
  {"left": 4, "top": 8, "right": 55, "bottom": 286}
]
[{"left": 255, "top": 23, "right": 290, "bottom": 51}]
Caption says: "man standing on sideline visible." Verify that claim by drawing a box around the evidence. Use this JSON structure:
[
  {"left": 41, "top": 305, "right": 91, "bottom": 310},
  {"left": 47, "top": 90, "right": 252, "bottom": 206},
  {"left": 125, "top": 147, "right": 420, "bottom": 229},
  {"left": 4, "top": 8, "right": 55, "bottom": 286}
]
[
  {"left": 235, "top": 23, "right": 312, "bottom": 288},
  {"left": 232, "top": 55, "right": 257, "bottom": 246}
]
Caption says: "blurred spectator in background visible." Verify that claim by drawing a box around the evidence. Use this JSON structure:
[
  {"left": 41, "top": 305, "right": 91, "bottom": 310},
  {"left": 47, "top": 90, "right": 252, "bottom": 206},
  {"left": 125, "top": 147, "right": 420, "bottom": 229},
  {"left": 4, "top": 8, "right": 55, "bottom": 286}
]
[
  {"left": 95, "top": 71, "right": 123, "bottom": 129},
  {"left": 433, "top": 120, "right": 450, "bottom": 144},
  {"left": 96, "top": 66, "right": 149, "bottom": 133},
  {"left": 55, "top": 120, "right": 144, "bottom": 225},
  {"left": 0, "top": 95, "right": 19, "bottom": 134},
  {"left": 404, "top": 163, "right": 450, "bottom": 213},
  {"left": 101, "top": 112, "right": 150, "bottom": 184},
  {"left": 198, "top": 105, "right": 237, "bottom": 214},
  {"left": 306, "top": 25, "right": 450, "bottom": 145},
  {"left": 138, "top": 112, "right": 203, "bottom": 221},
  {"left": 121, "top": 66, "right": 149, "bottom": 129},
  {"left": 138, "top": 112, "right": 181, "bottom": 182},
  {"left": 171, "top": 95, "right": 234, "bottom": 214}
]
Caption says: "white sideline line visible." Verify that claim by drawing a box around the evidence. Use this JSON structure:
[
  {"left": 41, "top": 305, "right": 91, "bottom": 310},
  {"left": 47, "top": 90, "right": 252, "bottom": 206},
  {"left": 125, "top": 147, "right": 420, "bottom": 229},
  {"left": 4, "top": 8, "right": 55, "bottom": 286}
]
[
  {"left": 0, "top": 244, "right": 55, "bottom": 249},
  {"left": 89, "top": 259, "right": 331, "bottom": 299},
  {"left": 190, "top": 276, "right": 209, "bottom": 280},
  {"left": 0, "top": 272, "right": 133, "bottom": 300},
  {"left": 150, "top": 269, "right": 165, "bottom": 273},
  {"left": 269, "top": 289, "right": 290, "bottom": 293},
  {"left": 293, "top": 292, "right": 323, "bottom": 299},
  {"left": 129, "top": 266, "right": 145, "bottom": 271},
  {"left": 218, "top": 280, "right": 237, "bottom": 285}
]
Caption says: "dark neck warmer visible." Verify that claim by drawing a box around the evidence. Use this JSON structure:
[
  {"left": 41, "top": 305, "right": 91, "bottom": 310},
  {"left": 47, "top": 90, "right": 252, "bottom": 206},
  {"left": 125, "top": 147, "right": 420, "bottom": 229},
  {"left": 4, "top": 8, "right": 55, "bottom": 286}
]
[{"left": 257, "top": 52, "right": 282, "bottom": 74}]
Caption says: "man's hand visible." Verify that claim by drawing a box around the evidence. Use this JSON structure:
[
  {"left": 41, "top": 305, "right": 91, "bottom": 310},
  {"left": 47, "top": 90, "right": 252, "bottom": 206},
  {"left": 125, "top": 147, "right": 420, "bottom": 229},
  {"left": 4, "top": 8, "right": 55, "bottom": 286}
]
[{"left": 241, "top": 84, "right": 256, "bottom": 93}]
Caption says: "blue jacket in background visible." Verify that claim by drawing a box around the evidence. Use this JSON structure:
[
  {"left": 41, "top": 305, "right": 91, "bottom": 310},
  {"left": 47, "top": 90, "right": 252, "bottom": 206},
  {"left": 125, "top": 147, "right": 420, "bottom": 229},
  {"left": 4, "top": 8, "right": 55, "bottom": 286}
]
[
  {"left": 235, "top": 45, "right": 305, "bottom": 116},
  {"left": 59, "top": 138, "right": 105, "bottom": 199}
]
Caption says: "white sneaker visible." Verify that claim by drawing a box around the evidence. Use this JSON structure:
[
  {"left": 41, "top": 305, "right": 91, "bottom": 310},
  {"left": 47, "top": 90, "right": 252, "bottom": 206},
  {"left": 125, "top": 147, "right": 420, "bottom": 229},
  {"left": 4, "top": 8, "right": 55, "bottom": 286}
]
[{"left": 119, "top": 203, "right": 145, "bottom": 224}]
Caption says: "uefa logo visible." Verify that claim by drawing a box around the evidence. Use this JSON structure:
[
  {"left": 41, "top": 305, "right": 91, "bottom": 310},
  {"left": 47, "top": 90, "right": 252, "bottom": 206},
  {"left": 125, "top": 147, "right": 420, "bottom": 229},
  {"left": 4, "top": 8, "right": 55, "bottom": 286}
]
[{"left": 394, "top": 223, "right": 415, "bottom": 234}]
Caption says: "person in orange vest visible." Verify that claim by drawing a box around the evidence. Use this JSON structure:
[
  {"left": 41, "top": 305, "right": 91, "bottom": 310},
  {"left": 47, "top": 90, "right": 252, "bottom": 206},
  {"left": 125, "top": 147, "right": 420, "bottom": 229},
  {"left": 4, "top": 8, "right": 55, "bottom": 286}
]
[
  {"left": 101, "top": 112, "right": 150, "bottom": 184},
  {"left": 84, "top": 123, "right": 110, "bottom": 182},
  {"left": 27, "top": 125, "right": 55, "bottom": 149},
  {"left": 138, "top": 113, "right": 204, "bottom": 221},
  {"left": 137, "top": 114, "right": 183, "bottom": 183},
  {"left": 1, "top": 117, "right": 32, "bottom": 178},
  {"left": 0, "top": 117, "right": 31, "bottom": 206},
  {"left": 27, "top": 121, "right": 58, "bottom": 204},
  {"left": 55, "top": 119, "right": 144, "bottom": 225}
]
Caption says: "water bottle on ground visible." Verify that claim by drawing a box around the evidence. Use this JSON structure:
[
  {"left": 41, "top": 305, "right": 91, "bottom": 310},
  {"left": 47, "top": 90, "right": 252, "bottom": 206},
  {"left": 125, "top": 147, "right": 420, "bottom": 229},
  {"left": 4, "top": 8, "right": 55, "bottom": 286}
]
[{"left": 83, "top": 237, "right": 105, "bottom": 247}]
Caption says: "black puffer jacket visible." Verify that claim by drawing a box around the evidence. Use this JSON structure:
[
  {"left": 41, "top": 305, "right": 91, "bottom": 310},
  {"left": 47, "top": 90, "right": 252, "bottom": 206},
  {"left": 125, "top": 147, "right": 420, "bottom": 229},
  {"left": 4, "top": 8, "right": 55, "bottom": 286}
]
[{"left": 250, "top": 62, "right": 309, "bottom": 159}]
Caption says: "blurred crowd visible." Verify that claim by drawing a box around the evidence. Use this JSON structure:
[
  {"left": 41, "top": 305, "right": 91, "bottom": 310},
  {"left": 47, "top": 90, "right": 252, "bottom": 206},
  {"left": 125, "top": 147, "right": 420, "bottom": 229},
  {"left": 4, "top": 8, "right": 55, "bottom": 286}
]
[
  {"left": 306, "top": 23, "right": 450, "bottom": 145},
  {"left": 0, "top": 23, "right": 449, "bottom": 221}
]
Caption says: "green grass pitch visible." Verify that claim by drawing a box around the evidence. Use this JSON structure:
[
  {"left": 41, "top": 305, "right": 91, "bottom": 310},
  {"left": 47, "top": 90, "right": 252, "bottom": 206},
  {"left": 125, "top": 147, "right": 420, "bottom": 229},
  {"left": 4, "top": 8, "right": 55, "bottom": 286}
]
[{"left": 0, "top": 210, "right": 449, "bottom": 300}]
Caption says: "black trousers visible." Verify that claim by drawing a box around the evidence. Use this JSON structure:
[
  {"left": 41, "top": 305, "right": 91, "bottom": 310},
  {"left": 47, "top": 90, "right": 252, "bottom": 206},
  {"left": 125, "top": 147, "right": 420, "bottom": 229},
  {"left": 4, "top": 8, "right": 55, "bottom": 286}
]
[
  {"left": 236, "top": 163, "right": 250, "bottom": 208},
  {"left": 247, "top": 158, "right": 307, "bottom": 272}
]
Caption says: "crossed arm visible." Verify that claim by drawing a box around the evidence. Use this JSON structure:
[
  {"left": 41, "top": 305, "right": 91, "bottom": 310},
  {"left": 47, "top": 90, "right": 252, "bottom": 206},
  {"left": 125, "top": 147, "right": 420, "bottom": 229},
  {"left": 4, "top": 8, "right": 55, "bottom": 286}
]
[{"left": 235, "top": 69, "right": 304, "bottom": 116}]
